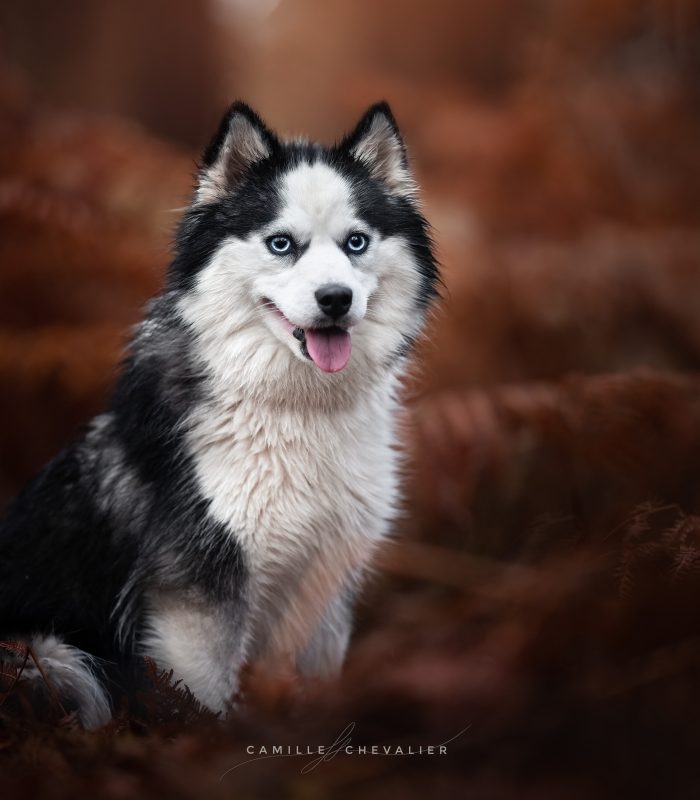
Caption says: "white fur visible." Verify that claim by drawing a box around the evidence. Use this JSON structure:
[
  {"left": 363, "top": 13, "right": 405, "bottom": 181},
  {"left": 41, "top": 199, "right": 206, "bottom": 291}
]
[
  {"left": 186, "top": 378, "right": 399, "bottom": 663},
  {"left": 257, "top": 164, "right": 375, "bottom": 331},
  {"left": 350, "top": 114, "right": 417, "bottom": 199},
  {"left": 15, "top": 635, "right": 111, "bottom": 728},
  {"left": 140, "top": 593, "right": 249, "bottom": 712},
  {"left": 296, "top": 585, "right": 355, "bottom": 677},
  {"left": 178, "top": 162, "right": 424, "bottom": 402},
  {"left": 146, "top": 160, "right": 425, "bottom": 707},
  {"left": 196, "top": 113, "right": 271, "bottom": 205}
]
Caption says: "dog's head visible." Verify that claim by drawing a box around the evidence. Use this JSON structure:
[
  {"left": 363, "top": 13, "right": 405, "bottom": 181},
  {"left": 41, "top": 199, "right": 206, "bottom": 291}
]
[{"left": 172, "top": 102, "right": 438, "bottom": 400}]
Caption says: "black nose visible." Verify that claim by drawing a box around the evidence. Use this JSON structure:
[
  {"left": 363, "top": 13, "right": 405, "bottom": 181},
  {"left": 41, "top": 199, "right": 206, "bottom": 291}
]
[{"left": 315, "top": 284, "right": 353, "bottom": 320}]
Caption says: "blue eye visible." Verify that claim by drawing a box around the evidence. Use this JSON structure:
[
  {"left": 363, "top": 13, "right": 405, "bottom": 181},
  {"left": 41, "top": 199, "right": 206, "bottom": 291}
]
[
  {"left": 345, "top": 232, "right": 369, "bottom": 255},
  {"left": 267, "top": 235, "right": 294, "bottom": 255}
]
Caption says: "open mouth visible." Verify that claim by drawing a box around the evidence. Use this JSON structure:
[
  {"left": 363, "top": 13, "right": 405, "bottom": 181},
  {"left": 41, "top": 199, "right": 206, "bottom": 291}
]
[{"left": 263, "top": 300, "right": 352, "bottom": 373}]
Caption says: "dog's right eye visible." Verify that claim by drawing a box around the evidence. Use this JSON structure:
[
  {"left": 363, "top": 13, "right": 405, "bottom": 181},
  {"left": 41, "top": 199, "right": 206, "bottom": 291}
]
[{"left": 267, "top": 235, "right": 294, "bottom": 255}]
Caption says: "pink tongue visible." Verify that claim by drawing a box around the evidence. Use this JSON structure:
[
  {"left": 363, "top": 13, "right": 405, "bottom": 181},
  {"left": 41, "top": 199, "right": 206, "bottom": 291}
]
[{"left": 304, "top": 328, "right": 352, "bottom": 372}]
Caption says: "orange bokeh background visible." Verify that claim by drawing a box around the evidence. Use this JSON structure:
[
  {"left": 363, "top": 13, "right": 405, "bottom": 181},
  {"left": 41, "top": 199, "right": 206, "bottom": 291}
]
[{"left": 1, "top": 2, "right": 700, "bottom": 796}]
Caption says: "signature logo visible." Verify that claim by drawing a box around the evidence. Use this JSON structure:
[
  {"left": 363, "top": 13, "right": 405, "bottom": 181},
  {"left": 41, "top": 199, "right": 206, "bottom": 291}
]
[{"left": 220, "top": 721, "right": 471, "bottom": 780}]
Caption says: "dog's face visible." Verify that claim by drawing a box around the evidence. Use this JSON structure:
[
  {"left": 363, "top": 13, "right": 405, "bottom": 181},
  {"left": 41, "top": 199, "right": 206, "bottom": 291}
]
[{"left": 172, "top": 102, "right": 438, "bottom": 397}]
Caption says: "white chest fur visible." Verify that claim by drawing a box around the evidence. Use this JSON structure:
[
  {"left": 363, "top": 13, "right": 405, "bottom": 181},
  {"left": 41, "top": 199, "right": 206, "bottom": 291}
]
[{"left": 185, "top": 382, "right": 401, "bottom": 661}]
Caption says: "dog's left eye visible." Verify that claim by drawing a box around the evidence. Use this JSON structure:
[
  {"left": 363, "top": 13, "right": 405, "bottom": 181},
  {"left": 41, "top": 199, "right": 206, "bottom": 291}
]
[
  {"left": 267, "top": 235, "right": 294, "bottom": 255},
  {"left": 344, "top": 232, "right": 369, "bottom": 255}
]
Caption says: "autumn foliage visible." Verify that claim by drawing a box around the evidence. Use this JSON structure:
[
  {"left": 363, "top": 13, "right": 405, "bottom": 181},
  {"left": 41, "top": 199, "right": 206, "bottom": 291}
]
[{"left": 1, "top": 1, "right": 700, "bottom": 796}]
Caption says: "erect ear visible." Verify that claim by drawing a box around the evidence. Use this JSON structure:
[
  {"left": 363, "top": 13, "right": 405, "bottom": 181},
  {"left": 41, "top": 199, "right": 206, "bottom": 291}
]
[
  {"left": 341, "top": 102, "right": 416, "bottom": 199},
  {"left": 196, "top": 102, "right": 277, "bottom": 204}
]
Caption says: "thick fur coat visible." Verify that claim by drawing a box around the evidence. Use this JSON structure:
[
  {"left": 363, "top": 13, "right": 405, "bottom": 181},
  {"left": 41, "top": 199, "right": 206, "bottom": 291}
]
[{"left": 0, "top": 102, "right": 438, "bottom": 726}]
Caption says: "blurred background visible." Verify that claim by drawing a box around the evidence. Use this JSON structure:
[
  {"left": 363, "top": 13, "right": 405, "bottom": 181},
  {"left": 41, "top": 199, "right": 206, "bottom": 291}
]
[{"left": 1, "top": 1, "right": 700, "bottom": 797}]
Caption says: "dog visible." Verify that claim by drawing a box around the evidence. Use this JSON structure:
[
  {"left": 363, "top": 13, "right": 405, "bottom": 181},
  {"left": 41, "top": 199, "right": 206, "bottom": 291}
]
[{"left": 0, "top": 101, "right": 439, "bottom": 727}]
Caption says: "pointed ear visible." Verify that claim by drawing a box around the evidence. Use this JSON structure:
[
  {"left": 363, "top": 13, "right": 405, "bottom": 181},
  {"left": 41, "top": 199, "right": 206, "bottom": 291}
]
[
  {"left": 196, "top": 102, "right": 276, "bottom": 203},
  {"left": 342, "top": 102, "right": 416, "bottom": 199}
]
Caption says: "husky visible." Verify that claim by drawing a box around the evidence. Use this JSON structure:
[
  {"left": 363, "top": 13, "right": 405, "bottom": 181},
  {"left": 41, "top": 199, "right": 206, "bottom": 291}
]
[{"left": 0, "top": 102, "right": 438, "bottom": 727}]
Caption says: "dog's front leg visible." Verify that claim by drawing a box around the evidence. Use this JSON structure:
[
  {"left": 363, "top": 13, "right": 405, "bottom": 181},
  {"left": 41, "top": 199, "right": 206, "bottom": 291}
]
[
  {"left": 296, "top": 586, "right": 355, "bottom": 679},
  {"left": 141, "top": 592, "right": 250, "bottom": 714}
]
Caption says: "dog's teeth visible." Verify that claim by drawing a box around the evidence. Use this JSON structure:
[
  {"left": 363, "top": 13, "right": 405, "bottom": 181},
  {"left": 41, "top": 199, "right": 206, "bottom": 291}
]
[{"left": 293, "top": 327, "right": 305, "bottom": 342}]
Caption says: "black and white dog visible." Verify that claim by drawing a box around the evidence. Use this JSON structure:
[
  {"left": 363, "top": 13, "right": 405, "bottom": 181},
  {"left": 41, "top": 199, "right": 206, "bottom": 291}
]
[{"left": 0, "top": 102, "right": 438, "bottom": 726}]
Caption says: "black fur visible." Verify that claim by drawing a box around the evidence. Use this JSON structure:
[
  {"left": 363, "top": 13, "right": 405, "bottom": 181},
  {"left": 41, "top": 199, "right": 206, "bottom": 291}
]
[
  {"left": 200, "top": 101, "right": 279, "bottom": 171},
  {"left": 173, "top": 102, "right": 438, "bottom": 305},
  {"left": 0, "top": 297, "right": 247, "bottom": 705},
  {"left": 0, "top": 100, "right": 438, "bottom": 714}
]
